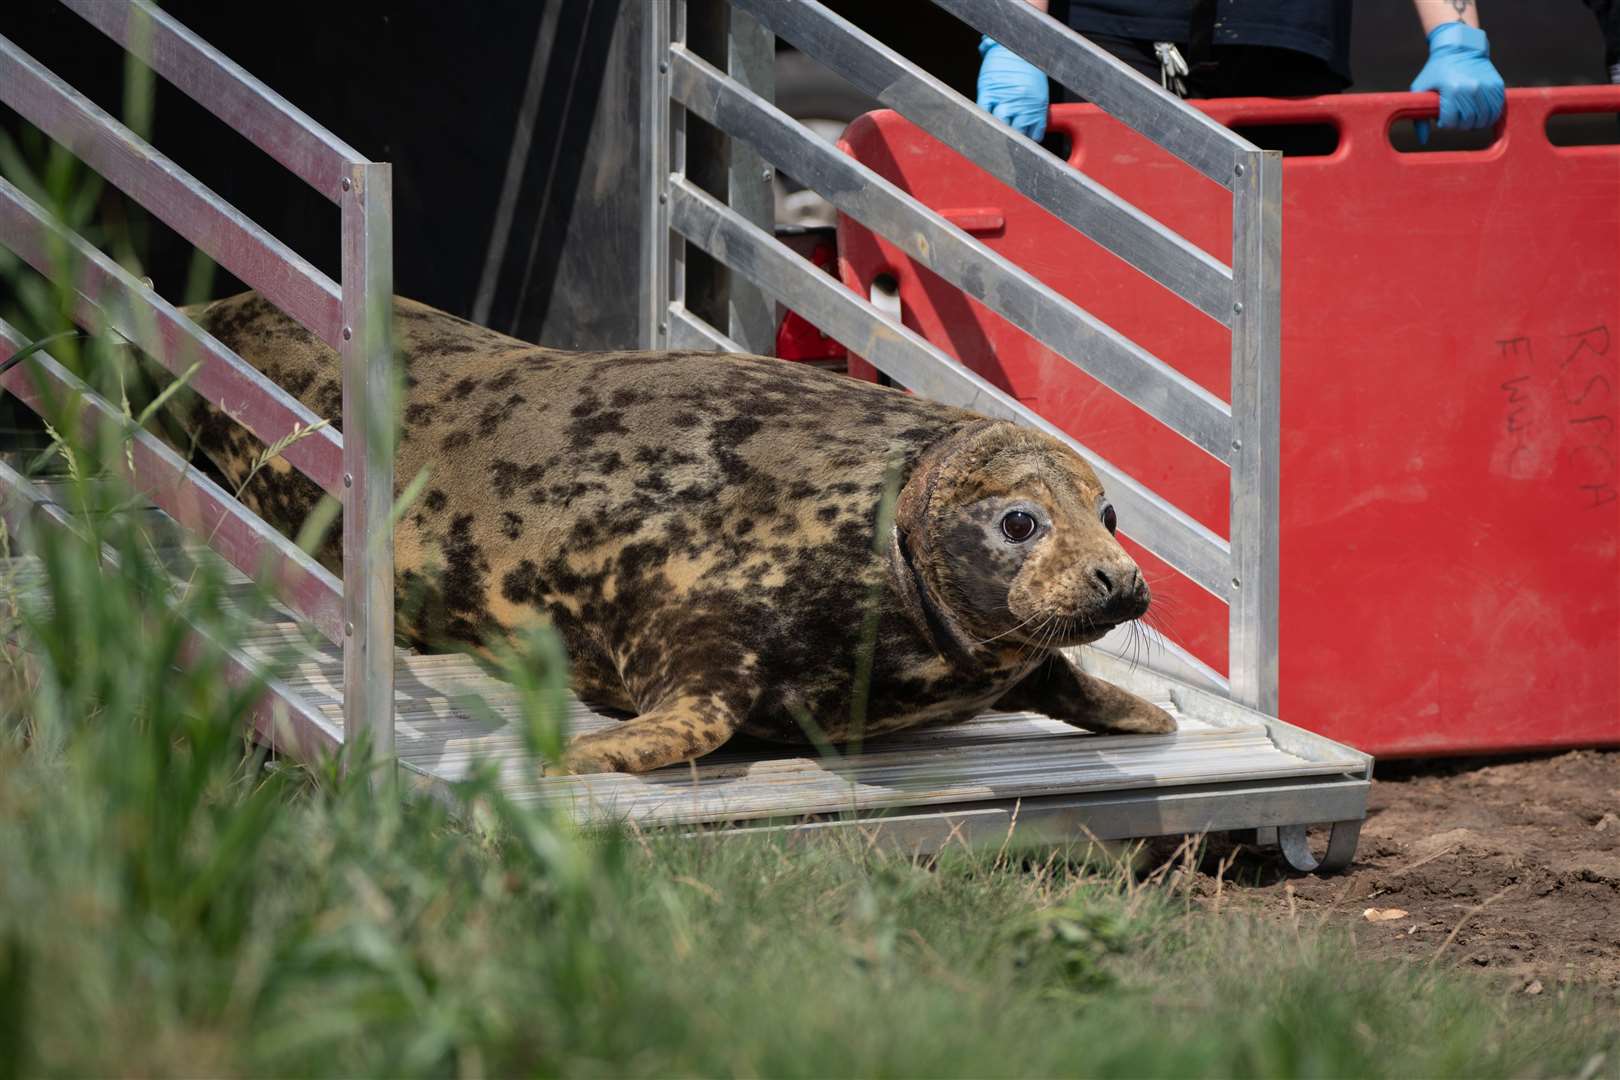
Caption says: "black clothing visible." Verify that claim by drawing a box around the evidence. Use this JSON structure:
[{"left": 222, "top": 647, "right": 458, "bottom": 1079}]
[
  {"left": 1048, "top": 15, "right": 1351, "bottom": 157},
  {"left": 1053, "top": 0, "right": 1354, "bottom": 84},
  {"left": 1072, "top": 33, "right": 1351, "bottom": 98},
  {"left": 1584, "top": 0, "right": 1620, "bottom": 68}
]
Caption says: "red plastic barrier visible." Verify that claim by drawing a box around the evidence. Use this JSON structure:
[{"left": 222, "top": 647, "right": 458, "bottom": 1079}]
[
  {"left": 774, "top": 230, "right": 848, "bottom": 364},
  {"left": 837, "top": 89, "right": 1620, "bottom": 757}
]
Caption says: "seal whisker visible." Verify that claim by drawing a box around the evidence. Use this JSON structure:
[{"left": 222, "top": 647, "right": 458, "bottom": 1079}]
[
  {"left": 1141, "top": 608, "right": 1188, "bottom": 652},
  {"left": 1128, "top": 619, "right": 1147, "bottom": 674},
  {"left": 1014, "top": 616, "right": 1044, "bottom": 666},
  {"left": 1019, "top": 614, "right": 1057, "bottom": 667},
  {"left": 971, "top": 609, "right": 1044, "bottom": 646},
  {"left": 1039, "top": 613, "right": 1067, "bottom": 657},
  {"left": 1035, "top": 616, "right": 1055, "bottom": 659}
]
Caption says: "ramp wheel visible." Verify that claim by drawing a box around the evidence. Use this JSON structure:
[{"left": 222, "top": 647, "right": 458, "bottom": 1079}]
[{"left": 1277, "top": 821, "right": 1362, "bottom": 873}]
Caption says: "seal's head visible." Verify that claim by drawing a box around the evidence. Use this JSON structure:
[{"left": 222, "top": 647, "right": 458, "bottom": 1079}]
[{"left": 892, "top": 421, "right": 1149, "bottom": 659}]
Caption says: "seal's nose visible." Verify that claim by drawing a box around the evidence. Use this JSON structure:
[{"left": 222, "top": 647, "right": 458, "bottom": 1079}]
[{"left": 1091, "top": 564, "right": 1149, "bottom": 620}]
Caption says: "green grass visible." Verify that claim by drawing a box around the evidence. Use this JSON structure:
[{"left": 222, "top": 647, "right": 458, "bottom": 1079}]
[{"left": 0, "top": 500, "right": 1614, "bottom": 1079}]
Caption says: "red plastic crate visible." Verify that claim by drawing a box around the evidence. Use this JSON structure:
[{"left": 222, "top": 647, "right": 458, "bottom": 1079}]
[{"left": 836, "top": 88, "right": 1620, "bottom": 757}]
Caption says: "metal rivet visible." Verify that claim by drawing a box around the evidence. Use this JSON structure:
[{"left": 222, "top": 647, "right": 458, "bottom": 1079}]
[
  {"left": 341, "top": 176, "right": 352, "bottom": 191},
  {"left": 343, "top": 473, "right": 353, "bottom": 488},
  {"left": 761, "top": 167, "right": 772, "bottom": 182},
  {"left": 659, "top": 60, "right": 669, "bottom": 73},
  {"left": 342, "top": 326, "right": 352, "bottom": 340},
  {"left": 1232, "top": 438, "right": 1242, "bottom": 451},
  {"left": 345, "top": 621, "right": 354, "bottom": 636},
  {"left": 658, "top": 191, "right": 667, "bottom": 204},
  {"left": 1231, "top": 577, "right": 1242, "bottom": 589},
  {"left": 1232, "top": 301, "right": 1244, "bottom": 315},
  {"left": 657, "top": 321, "right": 668, "bottom": 335},
  {"left": 1234, "top": 163, "right": 1246, "bottom": 177}
]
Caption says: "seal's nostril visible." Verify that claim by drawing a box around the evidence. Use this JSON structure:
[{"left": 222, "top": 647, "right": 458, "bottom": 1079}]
[{"left": 1092, "top": 565, "right": 1148, "bottom": 618}]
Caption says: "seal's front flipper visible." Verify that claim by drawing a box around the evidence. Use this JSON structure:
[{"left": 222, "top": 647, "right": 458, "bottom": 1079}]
[
  {"left": 554, "top": 691, "right": 743, "bottom": 774},
  {"left": 994, "top": 653, "right": 1175, "bottom": 735}
]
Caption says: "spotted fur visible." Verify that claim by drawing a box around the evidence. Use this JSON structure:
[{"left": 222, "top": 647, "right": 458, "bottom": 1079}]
[{"left": 173, "top": 292, "right": 1173, "bottom": 773}]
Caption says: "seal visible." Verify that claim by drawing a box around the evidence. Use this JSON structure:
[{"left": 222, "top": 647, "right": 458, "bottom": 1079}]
[{"left": 172, "top": 291, "right": 1174, "bottom": 773}]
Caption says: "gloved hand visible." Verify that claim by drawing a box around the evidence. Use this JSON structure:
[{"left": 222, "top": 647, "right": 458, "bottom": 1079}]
[
  {"left": 976, "top": 36, "right": 1048, "bottom": 142},
  {"left": 1409, "top": 22, "right": 1506, "bottom": 144}
]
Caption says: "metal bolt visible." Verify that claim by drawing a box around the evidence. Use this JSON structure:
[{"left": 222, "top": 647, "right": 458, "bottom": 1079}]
[
  {"left": 343, "top": 473, "right": 353, "bottom": 488},
  {"left": 341, "top": 176, "right": 352, "bottom": 191},
  {"left": 658, "top": 321, "right": 668, "bottom": 335},
  {"left": 342, "top": 326, "right": 353, "bottom": 341},
  {"left": 762, "top": 167, "right": 773, "bottom": 182},
  {"left": 1232, "top": 438, "right": 1242, "bottom": 451},
  {"left": 658, "top": 191, "right": 667, "bottom": 204},
  {"left": 659, "top": 60, "right": 669, "bottom": 73},
  {"left": 1231, "top": 577, "right": 1242, "bottom": 589},
  {"left": 1234, "top": 163, "right": 1246, "bottom": 177},
  {"left": 1232, "top": 301, "right": 1244, "bottom": 315},
  {"left": 345, "top": 621, "right": 354, "bottom": 636}
]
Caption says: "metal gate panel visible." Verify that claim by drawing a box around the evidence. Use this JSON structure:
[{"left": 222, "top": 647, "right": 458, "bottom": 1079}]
[
  {"left": 642, "top": 0, "right": 1281, "bottom": 712},
  {"left": 835, "top": 89, "right": 1620, "bottom": 756},
  {"left": 0, "top": 0, "right": 396, "bottom": 781}
]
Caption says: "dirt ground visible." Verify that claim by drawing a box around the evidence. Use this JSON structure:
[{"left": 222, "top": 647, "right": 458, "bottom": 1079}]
[{"left": 1170, "top": 750, "right": 1620, "bottom": 992}]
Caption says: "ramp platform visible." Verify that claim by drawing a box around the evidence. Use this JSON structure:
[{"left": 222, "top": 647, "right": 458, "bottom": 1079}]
[
  {"left": 252, "top": 608, "right": 1367, "bottom": 867},
  {"left": 0, "top": 472, "right": 1369, "bottom": 872},
  {"left": 233, "top": 565, "right": 1371, "bottom": 869}
]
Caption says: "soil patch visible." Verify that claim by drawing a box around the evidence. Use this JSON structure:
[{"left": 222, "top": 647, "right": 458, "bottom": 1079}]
[{"left": 1163, "top": 750, "right": 1620, "bottom": 990}]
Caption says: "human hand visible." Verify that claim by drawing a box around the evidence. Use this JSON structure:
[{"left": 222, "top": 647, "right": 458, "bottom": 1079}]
[
  {"left": 1409, "top": 22, "right": 1505, "bottom": 144},
  {"left": 976, "top": 36, "right": 1049, "bottom": 142}
]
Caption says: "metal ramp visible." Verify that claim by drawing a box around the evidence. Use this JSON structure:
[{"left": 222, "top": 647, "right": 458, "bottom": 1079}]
[
  {"left": 259, "top": 628, "right": 1368, "bottom": 854},
  {"left": 0, "top": 483, "right": 1369, "bottom": 870},
  {"left": 0, "top": 1, "right": 1372, "bottom": 872}
]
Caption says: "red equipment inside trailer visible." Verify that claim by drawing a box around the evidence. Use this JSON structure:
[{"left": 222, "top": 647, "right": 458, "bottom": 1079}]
[{"left": 836, "top": 88, "right": 1620, "bottom": 757}]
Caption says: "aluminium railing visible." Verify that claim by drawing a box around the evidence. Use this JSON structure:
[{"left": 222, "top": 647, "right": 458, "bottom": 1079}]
[
  {"left": 0, "top": 0, "right": 397, "bottom": 782},
  {"left": 641, "top": 0, "right": 1282, "bottom": 714}
]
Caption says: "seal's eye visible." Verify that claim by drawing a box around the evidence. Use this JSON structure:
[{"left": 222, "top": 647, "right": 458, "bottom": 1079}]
[
  {"left": 1000, "top": 510, "right": 1037, "bottom": 543},
  {"left": 1101, "top": 503, "right": 1117, "bottom": 534}
]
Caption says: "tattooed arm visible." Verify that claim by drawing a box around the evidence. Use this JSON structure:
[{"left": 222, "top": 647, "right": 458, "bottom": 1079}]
[{"left": 1412, "top": 0, "right": 1482, "bottom": 34}]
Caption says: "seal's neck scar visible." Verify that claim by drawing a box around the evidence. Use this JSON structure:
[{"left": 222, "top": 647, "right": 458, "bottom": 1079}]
[{"left": 889, "top": 523, "right": 981, "bottom": 672}]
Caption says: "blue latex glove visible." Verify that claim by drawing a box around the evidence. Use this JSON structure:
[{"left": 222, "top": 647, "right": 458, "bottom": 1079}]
[
  {"left": 1409, "top": 22, "right": 1506, "bottom": 144},
  {"left": 976, "top": 36, "right": 1048, "bottom": 142}
]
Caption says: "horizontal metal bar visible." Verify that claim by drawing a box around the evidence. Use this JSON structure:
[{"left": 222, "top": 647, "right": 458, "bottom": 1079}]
[
  {"left": 0, "top": 36, "right": 344, "bottom": 347},
  {"left": 1075, "top": 648, "right": 1373, "bottom": 776},
  {"left": 668, "top": 303, "right": 745, "bottom": 352},
  {"left": 669, "top": 47, "right": 1234, "bottom": 462},
  {"left": 668, "top": 177, "right": 1230, "bottom": 597},
  {"left": 0, "top": 458, "right": 342, "bottom": 759},
  {"left": 932, "top": 0, "right": 1251, "bottom": 187},
  {"left": 734, "top": 0, "right": 1233, "bottom": 325},
  {"left": 0, "top": 178, "right": 346, "bottom": 497},
  {"left": 1168, "top": 680, "right": 1375, "bottom": 779},
  {"left": 707, "top": 776, "right": 1370, "bottom": 855},
  {"left": 0, "top": 320, "right": 345, "bottom": 644},
  {"left": 60, "top": 0, "right": 366, "bottom": 201}
]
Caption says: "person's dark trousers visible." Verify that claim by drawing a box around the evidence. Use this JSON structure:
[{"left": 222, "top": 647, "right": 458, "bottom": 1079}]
[{"left": 1053, "top": 35, "right": 1346, "bottom": 156}]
